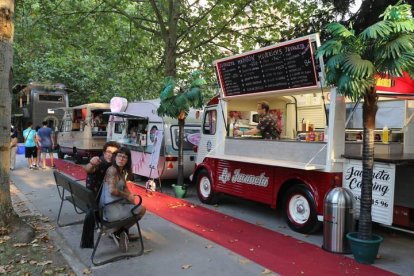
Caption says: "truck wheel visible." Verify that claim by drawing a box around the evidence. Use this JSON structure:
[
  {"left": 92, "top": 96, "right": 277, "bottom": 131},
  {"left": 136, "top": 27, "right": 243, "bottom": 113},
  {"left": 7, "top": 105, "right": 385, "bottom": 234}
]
[
  {"left": 57, "top": 150, "right": 65, "bottom": 159},
  {"left": 196, "top": 169, "right": 217, "bottom": 204},
  {"left": 283, "top": 185, "right": 320, "bottom": 234}
]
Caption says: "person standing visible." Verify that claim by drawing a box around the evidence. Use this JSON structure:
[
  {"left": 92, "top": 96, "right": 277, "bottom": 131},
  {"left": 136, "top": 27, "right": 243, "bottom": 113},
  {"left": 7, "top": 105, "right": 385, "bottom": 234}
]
[
  {"left": 35, "top": 125, "right": 42, "bottom": 167},
  {"left": 23, "top": 122, "right": 38, "bottom": 169},
  {"left": 235, "top": 101, "right": 281, "bottom": 140},
  {"left": 37, "top": 121, "right": 56, "bottom": 169},
  {"left": 10, "top": 125, "right": 18, "bottom": 171},
  {"left": 85, "top": 141, "right": 121, "bottom": 195}
]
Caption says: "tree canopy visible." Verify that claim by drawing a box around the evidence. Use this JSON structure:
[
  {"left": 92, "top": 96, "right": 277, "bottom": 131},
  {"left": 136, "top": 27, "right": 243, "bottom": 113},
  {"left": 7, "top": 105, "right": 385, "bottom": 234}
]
[{"left": 13, "top": 0, "right": 337, "bottom": 105}]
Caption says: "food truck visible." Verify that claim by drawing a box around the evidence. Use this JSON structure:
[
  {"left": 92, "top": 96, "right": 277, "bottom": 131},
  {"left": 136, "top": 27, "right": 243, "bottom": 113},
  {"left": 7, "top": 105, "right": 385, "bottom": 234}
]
[
  {"left": 106, "top": 97, "right": 202, "bottom": 180},
  {"left": 12, "top": 82, "right": 71, "bottom": 141},
  {"left": 193, "top": 33, "right": 414, "bottom": 234},
  {"left": 56, "top": 103, "right": 110, "bottom": 163}
]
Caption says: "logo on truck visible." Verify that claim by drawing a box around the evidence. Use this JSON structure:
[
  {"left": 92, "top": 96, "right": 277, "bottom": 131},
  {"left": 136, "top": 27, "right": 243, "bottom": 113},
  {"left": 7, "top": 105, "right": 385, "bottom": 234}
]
[{"left": 218, "top": 168, "right": 269, "bottom": 187}]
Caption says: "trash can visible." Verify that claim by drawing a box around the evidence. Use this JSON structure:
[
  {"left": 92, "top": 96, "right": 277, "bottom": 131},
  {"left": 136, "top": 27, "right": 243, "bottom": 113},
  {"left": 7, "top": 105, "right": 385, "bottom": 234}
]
[{"left": 322, "top": 187, "right": 355, "bottom": 254}]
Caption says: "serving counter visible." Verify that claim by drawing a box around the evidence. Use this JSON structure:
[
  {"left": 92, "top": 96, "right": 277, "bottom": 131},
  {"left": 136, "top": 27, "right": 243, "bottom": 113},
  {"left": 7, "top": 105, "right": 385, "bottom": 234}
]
[{"left": 223, "top": 137, "right": 327, "bottom": 170}]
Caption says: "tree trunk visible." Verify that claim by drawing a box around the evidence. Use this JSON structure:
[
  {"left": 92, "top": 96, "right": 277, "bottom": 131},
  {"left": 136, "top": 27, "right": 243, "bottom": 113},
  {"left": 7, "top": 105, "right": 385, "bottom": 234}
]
[
  {"left": 0, "top": 0, "right": 16, "bottom": 227},
  {"left": 177, "top": 117, "right": 185, "bottom": 187},
  {"left": 358, "top": 87, "right": 378, "bottom": 240}
]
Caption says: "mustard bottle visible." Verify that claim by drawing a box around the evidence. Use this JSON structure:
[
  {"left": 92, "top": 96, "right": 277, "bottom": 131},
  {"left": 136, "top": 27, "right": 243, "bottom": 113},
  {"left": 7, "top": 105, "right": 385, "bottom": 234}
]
[{"left": 382, "top": 126, "right": 389, "bottom": 144}]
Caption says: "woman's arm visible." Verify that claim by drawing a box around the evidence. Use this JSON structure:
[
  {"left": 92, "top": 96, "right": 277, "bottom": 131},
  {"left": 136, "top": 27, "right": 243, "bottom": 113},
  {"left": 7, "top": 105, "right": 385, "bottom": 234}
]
[{"left": 105, "top": 167, "right": 135, "bottom": 203}]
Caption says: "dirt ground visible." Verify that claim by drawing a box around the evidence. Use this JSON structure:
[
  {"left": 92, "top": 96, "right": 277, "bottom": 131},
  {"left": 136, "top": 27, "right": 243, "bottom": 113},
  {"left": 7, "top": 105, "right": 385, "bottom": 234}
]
[{"left": 0, "top": 215, "right": 77, "bottom": 276}]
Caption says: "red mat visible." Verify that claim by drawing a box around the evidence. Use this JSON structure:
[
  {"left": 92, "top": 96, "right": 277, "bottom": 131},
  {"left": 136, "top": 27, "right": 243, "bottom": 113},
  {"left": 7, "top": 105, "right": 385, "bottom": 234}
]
[{"left": 53, "top": 159, "right": 395, "bottom": 275}]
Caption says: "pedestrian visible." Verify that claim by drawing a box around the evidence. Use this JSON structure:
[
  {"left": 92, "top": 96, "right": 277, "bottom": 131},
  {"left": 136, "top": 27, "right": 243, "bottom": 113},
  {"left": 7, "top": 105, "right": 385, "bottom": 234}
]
[
  {"left": 99, "top": 147, "right": 146, "bottom": 253},
  {"left": 37, "top": 121, "right": 56, "bottom": 169},
  {"left": 10, "top": 125, "right": 18, "bottom": 171},
  {"left": 22, "top": 122, "right": 38, "bottom": 169},
  {"left": 84, "top": 141, "right": 121, "bottom": 195},
  {"left": 35, "top": 125, "right": 42, "bottom": 167}
]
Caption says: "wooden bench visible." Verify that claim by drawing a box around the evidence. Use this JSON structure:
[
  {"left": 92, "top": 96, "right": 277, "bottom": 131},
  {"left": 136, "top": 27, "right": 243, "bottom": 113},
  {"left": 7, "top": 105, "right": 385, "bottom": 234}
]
[{"left": 53, "top": 170, "right": 144, "bottom": 266}]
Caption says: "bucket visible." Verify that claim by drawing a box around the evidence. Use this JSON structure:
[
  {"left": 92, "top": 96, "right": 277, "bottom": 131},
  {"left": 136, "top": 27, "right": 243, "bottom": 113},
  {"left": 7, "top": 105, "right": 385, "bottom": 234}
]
[
  {"left": 17, "top": 143, "right": 25, "bottom": 155},
  {"left": 172, "top": 184, "right": 187, "bottom": 198}
]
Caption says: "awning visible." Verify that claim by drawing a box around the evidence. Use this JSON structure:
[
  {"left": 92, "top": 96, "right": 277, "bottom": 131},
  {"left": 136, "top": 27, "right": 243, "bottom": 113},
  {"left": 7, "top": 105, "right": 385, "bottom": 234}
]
[{"left": 103, "top": 111, "right": 148, "bottom": 120}]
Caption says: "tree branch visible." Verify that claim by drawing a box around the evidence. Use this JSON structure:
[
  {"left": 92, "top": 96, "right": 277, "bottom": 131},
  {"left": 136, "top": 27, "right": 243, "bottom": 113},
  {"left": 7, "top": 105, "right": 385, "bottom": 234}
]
[
  {"left": 178, "top": 0, "right": 254, "bottom": 56},
  {"left": 149, "top": 0, "right": 168, "bottom": 39}
]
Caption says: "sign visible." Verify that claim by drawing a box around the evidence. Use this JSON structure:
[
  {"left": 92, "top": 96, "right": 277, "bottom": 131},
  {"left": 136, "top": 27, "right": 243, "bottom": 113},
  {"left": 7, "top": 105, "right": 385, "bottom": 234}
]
[
  {"left": 343, "top": 159, "right": 395, "bottom": 225},
  {"left": 376, "top": 72, "right": 414, "bottom": 97},
  {"left": 215, "top": 38, "right": 318, "bottom": 97},
  {"left": 149, "top": 130, "right": 164, "bottom": 169}
]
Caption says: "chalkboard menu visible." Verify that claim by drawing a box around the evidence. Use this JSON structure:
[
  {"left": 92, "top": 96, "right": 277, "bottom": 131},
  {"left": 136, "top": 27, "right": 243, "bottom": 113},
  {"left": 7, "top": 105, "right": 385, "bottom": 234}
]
[{"left": 215, "top": 39, "right": 318, "bottom": 97}]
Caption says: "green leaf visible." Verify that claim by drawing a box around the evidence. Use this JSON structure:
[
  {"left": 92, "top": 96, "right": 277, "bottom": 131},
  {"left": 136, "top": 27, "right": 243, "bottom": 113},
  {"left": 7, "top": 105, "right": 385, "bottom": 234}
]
[
  {"left": 359, "top": 21, "right": 392, "bottom": 40},
  {"left": 325, "top": 23, "right": 354, "bottom": 39},
  {"left": 316, "top": 40, "right": 343, "bottom": 58},
  {"left": 341, "top": 53, "right": 375, "bottom": 79}
]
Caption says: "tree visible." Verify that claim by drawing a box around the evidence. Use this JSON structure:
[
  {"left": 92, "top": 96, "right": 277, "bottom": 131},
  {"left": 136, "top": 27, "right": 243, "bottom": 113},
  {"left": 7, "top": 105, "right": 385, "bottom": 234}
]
[
  {"left": 317, "top": 1, "right": 414, "bottom": 240},
  {"left": 12, "top": 0, "right": 336, "bottom": 104},
  {"left": 157, "top": 71, "right": 206, "bottom": 187},
  {"left": 0, "top": 0, "right": 16, "bottom": 227}
]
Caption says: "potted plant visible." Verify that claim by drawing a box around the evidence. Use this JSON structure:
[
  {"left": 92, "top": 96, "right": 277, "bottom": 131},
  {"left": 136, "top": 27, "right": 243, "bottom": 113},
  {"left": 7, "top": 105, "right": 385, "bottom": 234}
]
[
  {"left": 317, "top": 1, "right": 414, "bottom": 264},
  {"left": 157, "top": 71, "right": 206, "bottom": 198}
]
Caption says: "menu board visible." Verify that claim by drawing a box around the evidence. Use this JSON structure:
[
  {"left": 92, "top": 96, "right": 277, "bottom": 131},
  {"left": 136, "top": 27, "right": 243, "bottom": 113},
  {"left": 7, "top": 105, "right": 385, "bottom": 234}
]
[{"left": 215, "top": 39, "right": 318, "bottom": 97}]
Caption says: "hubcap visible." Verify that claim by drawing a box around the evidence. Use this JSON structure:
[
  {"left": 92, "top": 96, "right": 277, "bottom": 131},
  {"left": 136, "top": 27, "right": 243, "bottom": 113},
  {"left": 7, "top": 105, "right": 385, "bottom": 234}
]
[
  {"left": 200, "top": 176, "right": 211, "bottom": 198},
  {"left": 288, "top": 194, "right": 310, "bottom": 225}
]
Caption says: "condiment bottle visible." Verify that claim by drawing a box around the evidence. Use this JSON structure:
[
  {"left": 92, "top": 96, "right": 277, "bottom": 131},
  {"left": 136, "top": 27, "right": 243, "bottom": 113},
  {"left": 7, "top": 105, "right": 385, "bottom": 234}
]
[{"left": 382, "top": 126, "right": 389, "bottom": 144}]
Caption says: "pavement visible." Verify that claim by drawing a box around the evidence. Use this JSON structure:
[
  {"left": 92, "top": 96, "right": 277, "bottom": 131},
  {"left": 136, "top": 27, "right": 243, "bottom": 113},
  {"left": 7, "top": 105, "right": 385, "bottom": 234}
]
[{"left": 9, "top": 154, "right": 414, "bottom": 276}]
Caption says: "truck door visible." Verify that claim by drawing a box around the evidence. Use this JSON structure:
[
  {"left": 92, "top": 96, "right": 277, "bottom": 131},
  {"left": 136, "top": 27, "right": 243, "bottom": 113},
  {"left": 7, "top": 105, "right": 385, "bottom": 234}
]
[{"left": 196, "top": 106, "right": 219, "bottom": 165}]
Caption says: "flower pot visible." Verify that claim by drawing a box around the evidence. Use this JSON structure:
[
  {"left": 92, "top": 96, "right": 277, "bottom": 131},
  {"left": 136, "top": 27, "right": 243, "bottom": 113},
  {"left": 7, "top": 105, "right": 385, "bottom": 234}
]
[
  {"left": 346, "top": 232, "right": 383, "bottom": 264},
  {"left": 172, "top": 184, "right": 187, "bottom": 198}
]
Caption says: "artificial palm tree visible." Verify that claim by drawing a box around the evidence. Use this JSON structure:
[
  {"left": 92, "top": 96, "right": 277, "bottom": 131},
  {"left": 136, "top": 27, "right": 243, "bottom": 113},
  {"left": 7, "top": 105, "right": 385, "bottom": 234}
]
[
  {"left": 317, "top": 1, "right": 414, "bottom": 241},
  {"left": 158, "top": 71, "right": 206, "bottom": 188}
]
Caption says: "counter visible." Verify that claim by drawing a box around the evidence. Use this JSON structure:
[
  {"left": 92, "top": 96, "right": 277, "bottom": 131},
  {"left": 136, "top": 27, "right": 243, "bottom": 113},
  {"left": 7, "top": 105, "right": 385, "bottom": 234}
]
[
  {"left": 342, "top": 153, "right": 414, "bottom": 164},
  {"left": 224, "top": 137, "right": 327, "bottom": 169}
]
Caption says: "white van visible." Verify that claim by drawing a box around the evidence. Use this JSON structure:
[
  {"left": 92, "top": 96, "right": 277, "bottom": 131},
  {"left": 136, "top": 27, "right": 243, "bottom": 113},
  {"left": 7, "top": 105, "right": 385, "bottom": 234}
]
[
  {"left": 106, "top": 97, "right": 202, "bottom": 180},
  {"left": 56, "top": 103, "right": 110, "bottom": 163}
]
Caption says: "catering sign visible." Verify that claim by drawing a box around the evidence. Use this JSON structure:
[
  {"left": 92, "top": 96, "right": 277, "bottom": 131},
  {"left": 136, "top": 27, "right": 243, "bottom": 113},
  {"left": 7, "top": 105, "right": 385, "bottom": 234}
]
[{"left": 343, "top": 159, "right": 395, "bottom": 225}]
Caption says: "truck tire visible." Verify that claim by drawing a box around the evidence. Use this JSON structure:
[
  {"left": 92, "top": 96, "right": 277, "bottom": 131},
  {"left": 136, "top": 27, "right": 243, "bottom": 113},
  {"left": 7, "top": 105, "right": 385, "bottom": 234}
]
[
  {"left": 283, "top": 184, "right": 320, "bottom": 234},
  {"left": 196, "top": 169, "right": 217, "bottom": 204}
]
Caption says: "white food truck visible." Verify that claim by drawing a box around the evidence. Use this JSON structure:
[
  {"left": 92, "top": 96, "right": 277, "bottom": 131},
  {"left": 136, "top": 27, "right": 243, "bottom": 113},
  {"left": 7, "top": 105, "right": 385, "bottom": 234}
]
[
  {"left": 56, "top": 103, "right": 110, "bottom": 163},
  {"left": 106, "top": 97, "right": 202, "bottom": 180},
  {"left": 192, "top": 33, "right": 414, "bottom": 234}
]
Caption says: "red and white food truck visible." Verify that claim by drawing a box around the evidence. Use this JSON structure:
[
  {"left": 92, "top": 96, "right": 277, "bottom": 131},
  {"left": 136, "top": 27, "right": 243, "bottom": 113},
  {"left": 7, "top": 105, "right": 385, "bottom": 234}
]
[{"left": 193, "top": 33, "right": 414, "bottom": 234}]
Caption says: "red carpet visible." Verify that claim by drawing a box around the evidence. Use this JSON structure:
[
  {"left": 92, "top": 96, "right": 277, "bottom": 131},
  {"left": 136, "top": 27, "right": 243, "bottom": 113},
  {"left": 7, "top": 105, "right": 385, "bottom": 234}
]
[{"left": 53, "top": 159, "right": 395, "bottom": 275}]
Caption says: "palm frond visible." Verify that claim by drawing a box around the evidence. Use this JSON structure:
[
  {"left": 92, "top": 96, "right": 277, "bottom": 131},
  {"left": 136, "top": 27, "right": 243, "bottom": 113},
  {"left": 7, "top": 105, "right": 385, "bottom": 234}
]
[
  {"left": 316, "top": 39, "right": 344, "bottom": 58},
  {"left": 325, "top": 23, "right": 354, "bottom": 39},
  {"left": 359, "top": 21, "right": 392, "bottom": 40},
  {"left": 325, "top": 54, "right": 345, "bottom": 71},
  {"left": 389, "top": 20, "right": 414, "bottom": 33},
  {"left": 324, "top": 66, "right": 341, "bottom": 86},
  {"left": 384, "top": 34, "right": 414, "bottom": 59},
  {"left": 337, "top": 75, "right": 375, "bottom": 101},
  {"left": 381, "top": 2, "right": 412, "bottom": 21},
  {"left": 341, "top": 53, "right": 375, "bottom": 78}
]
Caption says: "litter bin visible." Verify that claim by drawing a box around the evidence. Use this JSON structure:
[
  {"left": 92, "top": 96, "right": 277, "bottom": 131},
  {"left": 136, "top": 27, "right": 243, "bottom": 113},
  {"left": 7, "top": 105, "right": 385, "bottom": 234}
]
[{"left": 322, "top": 187, "right": 355, "bottom": 254}]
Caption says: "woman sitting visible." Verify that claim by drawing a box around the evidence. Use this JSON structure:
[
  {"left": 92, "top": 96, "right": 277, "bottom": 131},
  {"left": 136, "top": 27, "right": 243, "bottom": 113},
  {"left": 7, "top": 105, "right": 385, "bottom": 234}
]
[{"left": 99, "top": 147, "right": 146, "bottom": 252}]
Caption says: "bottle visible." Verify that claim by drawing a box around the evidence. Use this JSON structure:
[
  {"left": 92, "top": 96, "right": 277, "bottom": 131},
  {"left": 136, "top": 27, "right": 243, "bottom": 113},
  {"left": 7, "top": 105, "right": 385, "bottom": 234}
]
[
  {"left": 229, "top": 123, "right": 234, "bottom": 137},
  {"left": 382, "top": 126, "right": 389, "bottom": 144}
]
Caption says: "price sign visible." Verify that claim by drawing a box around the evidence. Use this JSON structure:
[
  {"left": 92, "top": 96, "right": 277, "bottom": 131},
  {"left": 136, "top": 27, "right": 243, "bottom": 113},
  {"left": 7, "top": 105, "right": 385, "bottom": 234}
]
[
  {"left": 343, "top": 159, "right": 395, "bottom": 225},
  {"left": 215, "top": 38, "right": 318, "bottom": 97}
]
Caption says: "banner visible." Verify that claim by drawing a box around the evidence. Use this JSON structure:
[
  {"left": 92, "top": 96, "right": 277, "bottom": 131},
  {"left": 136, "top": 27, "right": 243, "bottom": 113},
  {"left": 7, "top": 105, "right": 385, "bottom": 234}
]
[
  {"left": 343, "top": 159, "right": 395, "bottom": 225},
  {"left": 149, "top": 130, "right": 164, "bottom": 169}
]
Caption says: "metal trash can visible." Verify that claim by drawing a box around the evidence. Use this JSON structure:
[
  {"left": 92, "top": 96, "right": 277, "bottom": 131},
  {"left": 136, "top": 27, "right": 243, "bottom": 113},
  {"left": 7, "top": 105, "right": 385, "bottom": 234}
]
[{"left": 322, "top": 187, "right": 355, "bottom": 253}]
